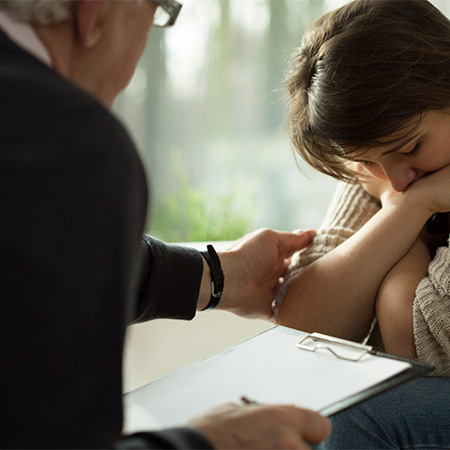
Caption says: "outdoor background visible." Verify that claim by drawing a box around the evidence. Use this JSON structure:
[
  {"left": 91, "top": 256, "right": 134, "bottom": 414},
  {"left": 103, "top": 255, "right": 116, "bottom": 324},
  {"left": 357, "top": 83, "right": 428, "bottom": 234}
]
[{"left": 119, "top": 0, "right": 450, "bottom": 393}]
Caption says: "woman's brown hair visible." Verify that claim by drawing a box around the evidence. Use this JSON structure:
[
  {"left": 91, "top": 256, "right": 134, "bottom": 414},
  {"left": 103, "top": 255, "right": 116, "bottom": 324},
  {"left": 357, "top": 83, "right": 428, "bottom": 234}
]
[{"left": 285, "top": 0, "right": 450, "bottom": 182}]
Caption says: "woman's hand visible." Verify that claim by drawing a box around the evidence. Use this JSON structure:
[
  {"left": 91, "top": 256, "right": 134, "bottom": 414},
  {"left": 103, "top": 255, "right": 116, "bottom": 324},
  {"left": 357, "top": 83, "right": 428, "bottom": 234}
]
[
  {"left": 352, "top": 162, "right": 450, "bottom": 214},
  {"left": 406, "top": 164, "right": 450, "bottom": 215}
]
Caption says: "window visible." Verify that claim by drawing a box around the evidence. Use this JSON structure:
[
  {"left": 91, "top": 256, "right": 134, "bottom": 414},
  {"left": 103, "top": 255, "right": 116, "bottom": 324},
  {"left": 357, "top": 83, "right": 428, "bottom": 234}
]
[
  {"left": 121, "top": 0, "right": 450, "bottom": 393},
  {"left": 113, "top": 0, "right": 342, "bottom": 242},
  {"left": 114, "top": 0, "right": 450, "bottom": 243}
]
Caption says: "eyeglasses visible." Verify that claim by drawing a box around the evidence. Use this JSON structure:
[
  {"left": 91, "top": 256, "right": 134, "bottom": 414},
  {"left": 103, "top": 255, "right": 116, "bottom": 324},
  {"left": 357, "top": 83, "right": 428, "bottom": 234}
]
[{"left": 153, "top": 0, "right": 183, "bottom": 28}]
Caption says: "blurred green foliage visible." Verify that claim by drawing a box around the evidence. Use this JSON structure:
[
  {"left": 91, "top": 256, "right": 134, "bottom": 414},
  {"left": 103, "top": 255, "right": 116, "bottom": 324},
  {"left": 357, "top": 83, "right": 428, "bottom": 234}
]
[{"left": 150, "top": 152, "right": 256, "bottom": 242}]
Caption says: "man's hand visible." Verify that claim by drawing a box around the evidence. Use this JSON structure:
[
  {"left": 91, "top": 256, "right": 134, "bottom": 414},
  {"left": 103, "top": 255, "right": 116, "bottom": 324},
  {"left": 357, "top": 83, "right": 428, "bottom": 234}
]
[
  {"left": 188, "top": 402, "right": 330, "bottom": 449},
  {"left": 217, "top": 228, "right": 315, "bottom": 321}
]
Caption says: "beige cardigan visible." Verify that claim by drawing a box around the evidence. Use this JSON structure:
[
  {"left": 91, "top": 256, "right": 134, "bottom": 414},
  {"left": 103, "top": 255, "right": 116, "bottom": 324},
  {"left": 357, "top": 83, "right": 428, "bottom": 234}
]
[{"left": 276, "top": 182, "right": 450, "bottom": 376}]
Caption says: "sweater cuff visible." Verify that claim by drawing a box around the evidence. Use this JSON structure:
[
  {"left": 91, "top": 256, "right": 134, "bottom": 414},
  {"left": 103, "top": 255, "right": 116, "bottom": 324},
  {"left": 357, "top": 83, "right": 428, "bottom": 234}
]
[
  {"left": 413, "top": 247, "right": 450, "bottom": 376},
  {"left": 322, "top": 182, "right": 380, "bottom": 230},
  {"left": 425, "top": 246, "right": 450, "bottom": 298}
]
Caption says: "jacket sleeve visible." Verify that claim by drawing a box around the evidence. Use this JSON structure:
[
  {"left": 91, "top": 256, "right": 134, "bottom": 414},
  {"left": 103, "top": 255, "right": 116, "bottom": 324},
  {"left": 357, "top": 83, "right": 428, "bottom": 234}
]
[
  {"left": 116, "top": 428, "right": 214, "bottom": 449},
  {"left": 413, "top": 244, "right": 450, "bottom": 376},
  {"left": 122, "top": 241, "right": 216, "bottom": 448},
  {"left": 132, "top": 236, "right": 204, "bottom": 323}
]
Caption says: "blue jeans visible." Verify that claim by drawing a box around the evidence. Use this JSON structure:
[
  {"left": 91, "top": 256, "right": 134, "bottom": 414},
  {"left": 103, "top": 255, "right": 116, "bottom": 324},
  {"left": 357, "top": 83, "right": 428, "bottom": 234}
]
[{"left": 321, "top": 377, "right": 450, "bottom": 449}]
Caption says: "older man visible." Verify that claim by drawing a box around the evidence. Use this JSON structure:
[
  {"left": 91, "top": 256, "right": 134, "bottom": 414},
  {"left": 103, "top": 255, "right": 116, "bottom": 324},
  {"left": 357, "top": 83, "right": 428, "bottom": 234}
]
[{"left": 0, "top": 1, "right": 330, "bottom": 448}]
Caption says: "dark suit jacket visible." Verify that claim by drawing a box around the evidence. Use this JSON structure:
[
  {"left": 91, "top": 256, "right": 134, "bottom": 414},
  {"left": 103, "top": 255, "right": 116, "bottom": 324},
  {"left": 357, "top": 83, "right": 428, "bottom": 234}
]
[{"left": 0, "top": 29, "right": 211, "bottom": 449}]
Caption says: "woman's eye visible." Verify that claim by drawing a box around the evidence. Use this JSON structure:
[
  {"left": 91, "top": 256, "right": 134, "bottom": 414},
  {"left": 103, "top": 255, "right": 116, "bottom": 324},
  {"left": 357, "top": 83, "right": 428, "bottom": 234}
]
[
  {"left": 404, "top": 143, "right": 421, "bottom": 157},
  {"left": 359, "top": 160, "right": 373, "bottom": 166}
]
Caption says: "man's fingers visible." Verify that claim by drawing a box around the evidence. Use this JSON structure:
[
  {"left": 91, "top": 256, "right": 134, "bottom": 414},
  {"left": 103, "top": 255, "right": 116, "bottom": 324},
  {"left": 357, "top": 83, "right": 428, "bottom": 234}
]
[
  {"left": 278, "top": 229, "right": 316, "bottom": 257},
  {"left": 295, "top": 408, "right": 332, "bottom": 444}
]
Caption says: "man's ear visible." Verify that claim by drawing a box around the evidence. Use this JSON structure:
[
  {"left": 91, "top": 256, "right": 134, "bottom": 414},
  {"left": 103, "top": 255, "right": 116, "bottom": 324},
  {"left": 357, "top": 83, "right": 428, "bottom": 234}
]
[{"left": 74, "top": 0, "right": 110, "bottom": 48}]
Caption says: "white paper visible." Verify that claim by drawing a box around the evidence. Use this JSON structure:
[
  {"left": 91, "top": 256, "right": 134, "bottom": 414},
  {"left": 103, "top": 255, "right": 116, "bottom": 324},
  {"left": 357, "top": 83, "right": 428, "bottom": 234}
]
[{"left": 123, "top": 326, "right": 411, "bottom": 433}]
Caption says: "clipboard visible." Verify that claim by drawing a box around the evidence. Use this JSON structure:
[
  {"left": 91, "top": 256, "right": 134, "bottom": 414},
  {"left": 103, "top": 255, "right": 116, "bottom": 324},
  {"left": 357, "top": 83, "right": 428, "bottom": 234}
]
[
  {"left": 296, "top": 331, "right": 432, "bottom": 416},
  {"left": 123, "top": 326, "right": 432, "bottom": 433}
]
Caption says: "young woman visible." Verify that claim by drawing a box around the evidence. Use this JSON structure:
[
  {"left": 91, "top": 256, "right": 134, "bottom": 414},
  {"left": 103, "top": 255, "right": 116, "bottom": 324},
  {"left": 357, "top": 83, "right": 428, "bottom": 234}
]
[
  {"left": 276, "top": 0, "right": 450, "bottom": 447},
  {"left": 277, "top": 0, "right": 450, "bottom": 372}
]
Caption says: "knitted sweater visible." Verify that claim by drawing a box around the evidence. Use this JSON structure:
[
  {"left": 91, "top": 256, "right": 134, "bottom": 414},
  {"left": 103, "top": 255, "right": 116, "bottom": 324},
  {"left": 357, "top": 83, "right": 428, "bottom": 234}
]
[{"left": 276, "top": 182, "right": 450, "bottom": 376}]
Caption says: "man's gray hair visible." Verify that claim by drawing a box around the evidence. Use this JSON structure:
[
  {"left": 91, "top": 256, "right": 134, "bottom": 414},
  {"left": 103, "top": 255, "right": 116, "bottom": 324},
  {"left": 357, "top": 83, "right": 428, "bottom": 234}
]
[{"left": 0, "top": 0, "right": 75, "bottom": 25}]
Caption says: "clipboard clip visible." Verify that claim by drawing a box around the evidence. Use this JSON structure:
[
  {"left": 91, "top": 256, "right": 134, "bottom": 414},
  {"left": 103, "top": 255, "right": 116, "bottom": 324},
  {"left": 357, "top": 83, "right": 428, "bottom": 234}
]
[{"left": 297, "top": 332, "right": 373, "bottom": 362}]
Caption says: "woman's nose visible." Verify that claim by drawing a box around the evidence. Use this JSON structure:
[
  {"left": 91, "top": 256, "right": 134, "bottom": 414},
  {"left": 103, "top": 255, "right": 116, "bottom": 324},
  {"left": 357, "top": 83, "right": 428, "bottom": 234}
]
[
  {"left": 364, "top": 161, "right": 417, "bottom": 192},
  {"left": 382, "top": 163, "right": 417, "bottom": 192}
]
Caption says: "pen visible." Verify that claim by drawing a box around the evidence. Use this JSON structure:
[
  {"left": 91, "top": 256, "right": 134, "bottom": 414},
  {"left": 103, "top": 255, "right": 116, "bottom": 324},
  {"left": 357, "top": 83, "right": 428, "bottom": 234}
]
[{"left": 240, "top": 396, "right": 260, "bottom": 406}]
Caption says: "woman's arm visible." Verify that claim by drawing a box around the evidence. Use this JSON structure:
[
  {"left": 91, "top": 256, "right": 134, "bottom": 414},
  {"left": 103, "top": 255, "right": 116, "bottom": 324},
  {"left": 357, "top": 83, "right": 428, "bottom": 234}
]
[
  {"left": 360, "top": 168, "right": 431, "bottom": 359},
  {"left": 375, "top": 237, "right": 430, "bottom": 359},
  {"left": 274, "top": 182, "right": 381, "bottom": 312},
  {"left": 278, "top": 165, "right": 450, "bottom": 342}
]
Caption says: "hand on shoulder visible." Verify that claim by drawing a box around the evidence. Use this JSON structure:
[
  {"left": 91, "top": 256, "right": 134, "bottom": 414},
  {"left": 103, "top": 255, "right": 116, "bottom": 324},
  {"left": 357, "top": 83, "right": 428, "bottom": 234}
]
[{"left": 217, "top": 228, "right": 316, "bottom": 321}]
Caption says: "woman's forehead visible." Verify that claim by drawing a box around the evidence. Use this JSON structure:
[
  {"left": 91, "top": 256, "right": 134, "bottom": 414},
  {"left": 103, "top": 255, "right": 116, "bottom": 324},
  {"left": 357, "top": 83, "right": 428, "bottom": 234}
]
[{"left": 343, "top": 115, "right": 425, "bottom": 159}]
